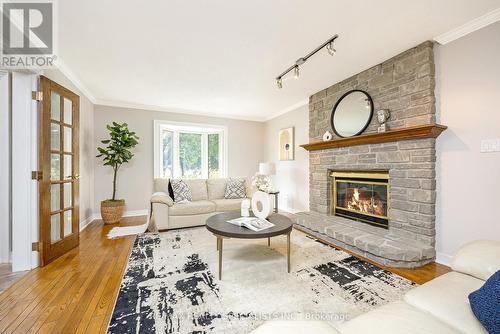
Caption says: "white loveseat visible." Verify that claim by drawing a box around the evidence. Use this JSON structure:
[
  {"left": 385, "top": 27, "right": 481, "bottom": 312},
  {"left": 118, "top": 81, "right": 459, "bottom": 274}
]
[
  {"left": 150, "top": 177, "right": 253, "bottom": 230},
  {"left": 252, "top": 240, "right": 500, "bottom": 334}
]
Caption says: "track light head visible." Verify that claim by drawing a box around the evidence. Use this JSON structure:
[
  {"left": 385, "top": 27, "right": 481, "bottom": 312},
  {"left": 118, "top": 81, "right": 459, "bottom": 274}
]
[
  {"left": 293, "top": 66, "right": 299, "bottom": 79},
  {"left": 276, "top": 77, "right": 283, "bottom": 89},
  {"left": 327, "top": 42, "right": 336, "bottom": 56}
]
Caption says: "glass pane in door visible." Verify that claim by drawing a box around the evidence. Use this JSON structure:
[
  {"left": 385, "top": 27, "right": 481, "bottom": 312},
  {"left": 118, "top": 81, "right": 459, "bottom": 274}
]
[
  {"left": 179, "top": 133, "right": 202, "bottom": 179},
  {"left": 63, "top": 97, "right": 72, "bottom": 125},
  {"left": 63, "top": 126, "right": 72, "bottom": 152},
  {"left": 51, "top": 214, "right": 61, "bottom": 243},
  {"left": 64, "top": 182, "right": 72, "bottom": 208},
  {"left": 51, "top": 123, "right": 60, "bottom": 151},
  {"left": 51, "top": 92, "right": 60, "bottom": 121},
  {"left": 63, "top": 155, "right": 72, "bottom": 180},
  {"left": 51, "top": 154, "right": 60, "bottom": 180},
  {"left": 51, "top": 184, "right": 60, "bottom": 212},
  {"left": 63, "top": 210, "right": 72, "bottom": 237}
]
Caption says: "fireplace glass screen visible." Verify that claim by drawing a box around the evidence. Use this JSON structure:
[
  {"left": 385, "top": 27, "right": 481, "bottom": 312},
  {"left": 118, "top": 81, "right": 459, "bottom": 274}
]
[{"left": 332, "top": 172, "right": 389, "bottom": 228}]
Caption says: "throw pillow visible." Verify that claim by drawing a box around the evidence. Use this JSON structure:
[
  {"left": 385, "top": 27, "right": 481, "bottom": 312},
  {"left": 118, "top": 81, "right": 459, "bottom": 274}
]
[
  {"left": 171, "top": 179, "right": 192, "bottom": 203},
  {"left": 168, "top": 180, "right": 175, "bottom": 201},
  {"left": 468, "top": 270, "right": 500, "bottom": 334},
  {"left": 224, "top": 178, "right": 246, "bottom": 199}
]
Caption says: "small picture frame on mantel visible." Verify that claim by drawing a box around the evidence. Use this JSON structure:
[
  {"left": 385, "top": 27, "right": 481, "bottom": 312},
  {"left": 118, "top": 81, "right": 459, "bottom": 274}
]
[{"left": 279, "top": 127, "right": 294, "bottom": 161}]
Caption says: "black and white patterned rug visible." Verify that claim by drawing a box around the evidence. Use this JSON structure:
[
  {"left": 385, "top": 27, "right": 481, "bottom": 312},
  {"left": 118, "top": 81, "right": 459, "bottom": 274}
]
[{"left": 107, "top": 228, "right": 415, "bottom": 333}]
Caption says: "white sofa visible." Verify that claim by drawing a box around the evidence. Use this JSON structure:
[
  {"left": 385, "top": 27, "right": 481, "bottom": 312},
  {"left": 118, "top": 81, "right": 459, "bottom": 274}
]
[
  {"left": 252, "top": 240, "right": 500, "bottom": 334},
  {"left": 150, "top": 177, "right": 253, "bottom": 230}
]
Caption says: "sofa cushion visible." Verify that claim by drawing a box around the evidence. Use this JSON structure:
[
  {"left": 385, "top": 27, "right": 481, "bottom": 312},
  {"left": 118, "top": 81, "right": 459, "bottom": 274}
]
[
  {"left": 451, "top": 240, "right": 500, "bottom": 281},
  {"left": 183, "top": 179, "right": 208, "bottom": 201},
  {"left": 404, "top": 271, "right": 486, "bottom": 334},
  {"left": 468, "top": 270, "right": 500, "bottom": 334},
  {"left": 339, "top": 301, "right": 457, "bottom": 334},
  {"left": 207, "top": 178, "right": 227, "bottom": 200},
  {"left": 171, "top": 179, "right": 192, "bottom": 203},
  {"left": 212, "top": 198, "right": 246, "bottom": 212},
  {"left": 224, "top": 178, "right": 247, "bottom": 199},
  {"left": 169, "top": 200, "right": 216, "bottom": 216},
  {"left": 251, "top": 320, "right": 340, "bottom": 334}
]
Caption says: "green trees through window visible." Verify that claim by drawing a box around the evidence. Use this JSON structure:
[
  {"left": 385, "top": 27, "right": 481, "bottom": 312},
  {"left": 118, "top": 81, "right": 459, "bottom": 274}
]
[{"left": 156, "top": 122, "right": 225, "bottom": 179}]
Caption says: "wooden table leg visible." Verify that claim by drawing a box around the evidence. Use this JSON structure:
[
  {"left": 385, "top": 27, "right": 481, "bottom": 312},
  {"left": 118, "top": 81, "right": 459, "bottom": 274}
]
[
  {"left": 267, "top": 237, "right": 270, "bottom": 246},
  {"left": 287, "top": 232, "right": 291, "bottom": 273},
  {"left": 218, "top": 236, "right": 223, "bottom": 280}
]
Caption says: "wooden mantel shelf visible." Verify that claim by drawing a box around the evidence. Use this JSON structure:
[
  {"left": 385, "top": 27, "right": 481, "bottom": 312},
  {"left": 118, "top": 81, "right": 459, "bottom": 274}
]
[{"left": 300, "top": 124, "right": 447, "bottom": 151}]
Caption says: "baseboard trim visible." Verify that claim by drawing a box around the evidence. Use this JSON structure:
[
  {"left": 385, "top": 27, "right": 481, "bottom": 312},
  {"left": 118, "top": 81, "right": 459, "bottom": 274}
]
[
  {"left": 123, "top": 210, "right": 148, "bottom": 217},
  {"left": 79, "top": 215, "right": 97, "bottom": 232},
  {"left": 435, "top": 252, "right": 453, "bottom": 266}
]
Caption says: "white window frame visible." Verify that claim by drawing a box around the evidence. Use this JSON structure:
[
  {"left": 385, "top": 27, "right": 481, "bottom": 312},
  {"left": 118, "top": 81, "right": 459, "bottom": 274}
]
[{"left": 153, "top": 120, "right": 228, "bottom": 179}]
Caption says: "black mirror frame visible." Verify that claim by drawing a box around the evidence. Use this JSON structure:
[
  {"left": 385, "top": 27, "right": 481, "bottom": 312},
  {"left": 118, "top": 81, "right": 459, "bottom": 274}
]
[{"left": 330, "top": 89, "right": 374, "bottom": 138}]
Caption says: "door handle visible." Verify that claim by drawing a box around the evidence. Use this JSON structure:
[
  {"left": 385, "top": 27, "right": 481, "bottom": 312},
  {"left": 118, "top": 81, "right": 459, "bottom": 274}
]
[{"left": 65, "top": 174, "right": 80, "bottom": 180}]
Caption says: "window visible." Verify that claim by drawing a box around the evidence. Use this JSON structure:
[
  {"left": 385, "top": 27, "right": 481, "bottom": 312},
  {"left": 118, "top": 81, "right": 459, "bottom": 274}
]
[{"left": 154, "top": 121, "right": 227, "bottom": 179}]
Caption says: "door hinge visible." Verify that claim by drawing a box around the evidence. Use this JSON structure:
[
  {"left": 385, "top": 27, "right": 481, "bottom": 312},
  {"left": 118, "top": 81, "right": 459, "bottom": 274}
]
[
  {"left": 32, "top": 91, "right": 43, "bottom": 101},
  {"left": 32, "top": 242, "right": 39, "bottom": 252},
  {"left": 31, "top": 170, "right": 42, "bottom": 181}
]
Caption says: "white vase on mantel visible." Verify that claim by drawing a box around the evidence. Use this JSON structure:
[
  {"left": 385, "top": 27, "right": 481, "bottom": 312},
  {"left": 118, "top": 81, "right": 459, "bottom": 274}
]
[{"left": 323, "top": 131, "right": 333, "bottom": 141}]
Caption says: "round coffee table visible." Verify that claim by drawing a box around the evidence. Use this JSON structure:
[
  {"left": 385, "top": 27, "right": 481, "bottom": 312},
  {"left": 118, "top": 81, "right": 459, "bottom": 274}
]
[{"left": 206, "top": 211, "right": 293, "bottom": 279}]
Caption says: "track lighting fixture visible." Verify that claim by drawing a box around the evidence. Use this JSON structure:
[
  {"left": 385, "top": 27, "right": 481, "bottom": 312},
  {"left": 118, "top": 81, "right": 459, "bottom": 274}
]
[
  {"left": 275, "top": 34, "right": 338, "bottom": 89},
  {"left": 326, "top": 42, "right": 336, "bottom": 56}
]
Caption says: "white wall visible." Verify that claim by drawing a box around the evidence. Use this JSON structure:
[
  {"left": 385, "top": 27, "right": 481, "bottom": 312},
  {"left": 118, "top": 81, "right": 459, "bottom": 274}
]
[
  {"left": 264, "top": 105, "right": 309, "bottom": 213},
  {"left": 93, "top": 105, "right": 265, "bottom": 213},
  {"left": 435, "top": 21, "right": 500, "bottom": 263},
  {"left": 0, "top": 72, "right": 10, "bottom": 263},
  {"left": 42, "top": 69, "right": 95, "bottom": 228}
]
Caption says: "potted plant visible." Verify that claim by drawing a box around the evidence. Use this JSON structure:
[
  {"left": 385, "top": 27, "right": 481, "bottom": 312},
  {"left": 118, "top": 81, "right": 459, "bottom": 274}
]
[{"left": 96, "top": 122, "right": 139, "bottom": 224}]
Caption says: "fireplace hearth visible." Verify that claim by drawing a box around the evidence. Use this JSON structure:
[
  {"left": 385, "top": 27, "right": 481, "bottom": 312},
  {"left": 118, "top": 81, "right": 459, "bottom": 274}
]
[{"left": 331, "top": 171, "right": 389, "bottom": 229}]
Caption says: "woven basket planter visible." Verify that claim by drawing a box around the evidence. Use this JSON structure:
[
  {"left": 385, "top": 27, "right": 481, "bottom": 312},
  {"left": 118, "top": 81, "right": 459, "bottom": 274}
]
[{"left": 101, "top": 200, "right": 125, "bottom": 224}]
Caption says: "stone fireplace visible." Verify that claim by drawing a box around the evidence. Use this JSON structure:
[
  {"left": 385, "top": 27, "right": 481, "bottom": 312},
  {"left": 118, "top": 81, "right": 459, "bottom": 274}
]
[{"left": 292, "top": 41, "right": 445, "bottom": 268}]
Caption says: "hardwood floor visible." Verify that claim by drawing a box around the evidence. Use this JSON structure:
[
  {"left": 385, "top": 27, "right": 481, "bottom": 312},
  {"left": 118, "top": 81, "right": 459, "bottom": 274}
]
[
  {"left": 0, "top": 265, "right": 29, "bottom": 295},
  {"left": 0, "top": 216, "right": 450, "bottom": 333}
]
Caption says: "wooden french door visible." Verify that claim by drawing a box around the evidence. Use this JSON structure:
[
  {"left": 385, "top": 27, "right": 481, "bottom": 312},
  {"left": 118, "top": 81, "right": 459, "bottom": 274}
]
[{"left": 39, "top": 76, "right": 80, "bottom": 266}]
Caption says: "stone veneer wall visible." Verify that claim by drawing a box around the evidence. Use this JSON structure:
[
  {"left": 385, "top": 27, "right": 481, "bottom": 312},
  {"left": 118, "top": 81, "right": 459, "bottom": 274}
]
[{"left": 308, "top": 41, "right": 437, "bottom": 246}]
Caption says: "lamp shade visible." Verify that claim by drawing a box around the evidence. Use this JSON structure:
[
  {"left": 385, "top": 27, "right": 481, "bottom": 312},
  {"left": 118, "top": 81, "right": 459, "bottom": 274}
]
[{"left": 259, "top": 162, "right": 276, "bottom": 175}]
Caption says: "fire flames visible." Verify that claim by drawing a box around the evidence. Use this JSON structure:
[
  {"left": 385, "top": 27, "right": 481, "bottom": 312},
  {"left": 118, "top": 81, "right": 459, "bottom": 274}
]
[{"left": 346, "top": 188, "right": 385, "bottom": 216}]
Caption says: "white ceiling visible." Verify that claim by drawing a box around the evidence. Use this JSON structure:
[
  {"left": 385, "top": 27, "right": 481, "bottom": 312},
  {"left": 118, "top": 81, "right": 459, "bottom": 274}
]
[{"left": 57, "top": 0, "right": 500, "bottom": 121}]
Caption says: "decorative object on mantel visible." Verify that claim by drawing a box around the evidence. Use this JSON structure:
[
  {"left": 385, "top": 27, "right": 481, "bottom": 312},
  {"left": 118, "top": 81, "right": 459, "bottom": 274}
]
[
  {"left": 331, "top": 89, "right": 374, "bottom": 138},
  {"left": 300, "top": 124, "right": 447, "bottom": 151},
  {"left": 251, "top": 191, "right": 273, "bottom": 219},
  {"left": 322, "top": 130, "right": 333, "bottom": 141},
  {"left": 377, "top": 109, "right": 391, "bottom": 133},
  {"left": 275, "top": 34, "right": 338, "bottom": 89},
  {"left": 279, "top": 127, "right": 294, "bottom": 160},
  {"left": 96, "top": 122, "right": 139, "bottom": 224},
  {"left": 241, "top": 199, "right": 250, "bottom": 217}
]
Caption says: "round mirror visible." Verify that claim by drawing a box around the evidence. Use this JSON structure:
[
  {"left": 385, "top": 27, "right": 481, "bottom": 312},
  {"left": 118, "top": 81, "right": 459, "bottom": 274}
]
[{"left": 331, "top": 90, "right": 373, "bottom": 138}]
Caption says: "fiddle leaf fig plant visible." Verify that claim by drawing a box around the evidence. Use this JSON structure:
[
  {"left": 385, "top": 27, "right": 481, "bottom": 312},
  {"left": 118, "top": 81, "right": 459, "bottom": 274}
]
[{"left": 96, "top": 122, "right": 139, "bottom": 201}]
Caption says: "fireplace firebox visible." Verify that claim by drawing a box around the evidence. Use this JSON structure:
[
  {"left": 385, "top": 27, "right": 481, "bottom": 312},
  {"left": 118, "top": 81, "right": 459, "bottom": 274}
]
[{"left": 331, "top": 171, "right": 389, "bottom": 229}]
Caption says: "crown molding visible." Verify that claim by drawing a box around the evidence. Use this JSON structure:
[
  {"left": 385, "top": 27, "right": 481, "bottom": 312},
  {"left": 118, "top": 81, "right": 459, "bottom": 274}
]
[
  {"left": 94, "top": 99, "right": 266, "bottom": 122},
  {"left": 434, "top": 7, "right": 500, "bottom": 44},
  {"left": 264, "top": 98, "right": 309, "bottom": 122},
  {"left": 54, "top": 58, "right": 97, "bottom": 103}
]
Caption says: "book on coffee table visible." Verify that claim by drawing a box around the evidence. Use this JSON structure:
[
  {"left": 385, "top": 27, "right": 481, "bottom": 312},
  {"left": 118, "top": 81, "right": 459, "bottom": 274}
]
[{"left": 226, "top": 217, "right": 275, "bottom": 232}]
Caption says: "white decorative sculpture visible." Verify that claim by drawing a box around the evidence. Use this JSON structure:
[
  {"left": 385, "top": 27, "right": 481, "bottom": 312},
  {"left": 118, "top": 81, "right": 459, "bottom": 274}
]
[
  {"left": 241, "top": 199, "right": 250, "bottom": 217},
  {"left": 377, "top": 109, "right": 390, "bottom": 133},
  {"left": 323, "top": 130, "right": 333, "bottom": 141},
  {"left": 251, "top": 191, "right": 273, "bottom": 219}
]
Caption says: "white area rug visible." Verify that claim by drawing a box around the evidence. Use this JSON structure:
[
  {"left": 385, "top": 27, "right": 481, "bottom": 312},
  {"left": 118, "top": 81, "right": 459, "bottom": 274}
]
[{"left": 108, "top": 227, "right": 415, "bottom": 333}]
